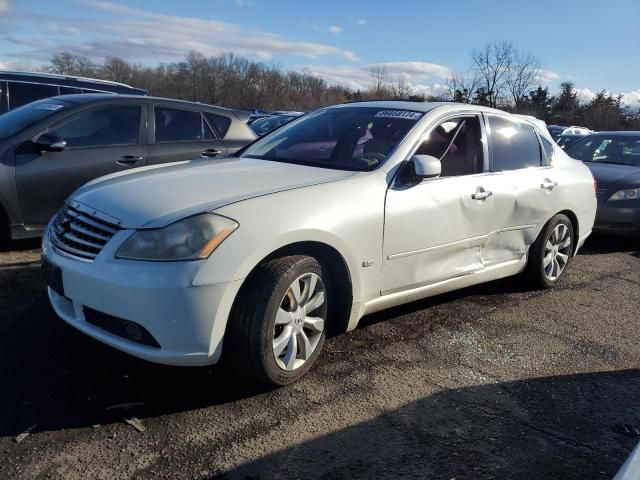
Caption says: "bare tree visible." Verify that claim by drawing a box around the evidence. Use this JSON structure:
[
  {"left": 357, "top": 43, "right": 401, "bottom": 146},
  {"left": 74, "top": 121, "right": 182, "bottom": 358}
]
[
  {"left": 368, "top": 64, "right": 391, "bottom": 98},
  {"left": 505, "top": 51, "right": 541, "bottom": 112},
  {"left": 470, "top": 41, "right": 515, "bottom": 107},
  {"left": 446, "top": 72, "right": 480, "bottom": 103}
]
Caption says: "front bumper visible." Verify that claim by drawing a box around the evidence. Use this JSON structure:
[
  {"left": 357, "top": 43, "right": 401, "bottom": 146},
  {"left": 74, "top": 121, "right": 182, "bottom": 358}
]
[
  {"left": 42, "top": 228, "right": 243, "bottom": 366},
  {"left": 594, "top": 199, "right": 640, "bottom": 237}
]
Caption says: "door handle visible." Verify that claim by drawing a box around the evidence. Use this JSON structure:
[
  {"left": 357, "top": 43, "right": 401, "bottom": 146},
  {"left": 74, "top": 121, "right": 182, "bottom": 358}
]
[
  {"left": 201, "top": 149, "right": 223, "bottom": 158},
  {"left": 541, "top": 179, "right": 558, "bottom": 191},
  {"left": 116, "top": 155, "right": 143, "bottom": 166},
  {"left": 471, "top": 189, "right": 493, "bottom": 200}
]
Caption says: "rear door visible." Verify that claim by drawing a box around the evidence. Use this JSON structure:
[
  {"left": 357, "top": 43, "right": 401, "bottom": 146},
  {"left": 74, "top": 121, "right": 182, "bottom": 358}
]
[
  {"left": 146, "top": 105, "right": 227, "bottom": 165},
  {"left": 15, "top": 102, "right": 146, "bottom": 227},
  {"left": 479, "top": 114, "right": 559, "bottom": 265}
]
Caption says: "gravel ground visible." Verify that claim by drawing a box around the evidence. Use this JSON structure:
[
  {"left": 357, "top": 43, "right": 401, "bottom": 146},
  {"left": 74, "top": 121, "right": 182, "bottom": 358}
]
[{"left": 1, "top": 235, "right": 639, "bottom": 479}]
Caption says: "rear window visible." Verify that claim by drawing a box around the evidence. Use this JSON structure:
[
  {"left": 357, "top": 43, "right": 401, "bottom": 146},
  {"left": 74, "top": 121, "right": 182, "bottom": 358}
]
[
  {"left": 488, "top": 116, "right": 543, "bottom": 171},
  {"left": 155, "top": 107, "right": 203, "bottom": 142},
  {"left": 0, "top": 98, "right": 72, "bottom": 140},
  {"left": 204, "top": 112, "right": 232, "bottom": 138}
]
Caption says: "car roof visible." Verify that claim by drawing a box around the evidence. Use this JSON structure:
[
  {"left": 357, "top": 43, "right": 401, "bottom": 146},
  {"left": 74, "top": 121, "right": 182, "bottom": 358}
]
[
  {"left": 46, "top": 93, "right": 241, "bottom": 115},
  {"left": 589, "top": 131, "right": 640, "bottom": 136},
  {"left": 333, "top": 100, "right": 516, "bottom": 117},
  {"left": 0, "top": 70, "right": 147, "bottom": 94}
]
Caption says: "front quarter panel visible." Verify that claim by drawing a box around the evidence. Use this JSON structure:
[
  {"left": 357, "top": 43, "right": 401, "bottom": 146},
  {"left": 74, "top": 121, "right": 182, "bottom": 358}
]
[{"left": 192, "top": 172, "right": 387, "bottom": 309}]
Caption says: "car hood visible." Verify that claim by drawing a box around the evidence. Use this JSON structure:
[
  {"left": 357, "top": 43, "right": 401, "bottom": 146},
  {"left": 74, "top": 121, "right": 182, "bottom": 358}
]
[
  {"left": 586, "top": 162, "right": 640, "bottom": 188},
  {"left": 71, "top": 157, "right": 358, "bottom": 228}
]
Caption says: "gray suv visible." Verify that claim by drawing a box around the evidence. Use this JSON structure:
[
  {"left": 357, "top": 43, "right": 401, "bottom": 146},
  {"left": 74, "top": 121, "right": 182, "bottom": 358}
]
[{"left": 0, "top": 94, "right": 256, "bottom": 240}]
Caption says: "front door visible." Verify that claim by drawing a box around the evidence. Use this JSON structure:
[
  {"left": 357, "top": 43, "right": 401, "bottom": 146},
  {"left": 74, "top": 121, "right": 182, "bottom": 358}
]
[
  {"left": 15, "top": 103, "right": 146, "bottom": 227},
  {"left": 382, "top": 115, "right": 494, "bottom": 294}
]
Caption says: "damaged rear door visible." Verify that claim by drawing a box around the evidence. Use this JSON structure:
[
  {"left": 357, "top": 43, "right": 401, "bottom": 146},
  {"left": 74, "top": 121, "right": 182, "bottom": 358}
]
[
  {"left": 480, "top": 114, "right": 559, "bottom": 266},
  {"left": 382, "top": 114, "right": 494, "bottom": 294}
]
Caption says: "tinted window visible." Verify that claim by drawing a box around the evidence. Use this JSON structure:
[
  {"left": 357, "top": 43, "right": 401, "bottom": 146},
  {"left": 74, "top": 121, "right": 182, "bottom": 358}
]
[
  {"left": 8, "top": 82, "right": 60, "bottom": 110},
  {"left": 488, "top": 116, "right": 542, "bottom": 171},
  {"left": 242, "top": 107, "right": 423, "bottom": 171},
  {"left": 204, "top": 112, "right": 231, "bottom": 138},
  {"left": 0, "top": 81, "right": 7, "bottom": 114},
  {"left": 0, "top": 98, "right": 73, "bottom": 140},
  {"left": 50, "top": 105, "right": 141, "bottom": 148},
  {"left": 566, "top": 135, "right": 640, "bottom": 166},
  {"left": 60, "top": 87, "right": 82, "bottom": 95},
  {"left": 416, "top": 116, "right": 484, "bottom": 176},
  {"left": 155, "top": 107, "right": 202, "bottom": 142}
]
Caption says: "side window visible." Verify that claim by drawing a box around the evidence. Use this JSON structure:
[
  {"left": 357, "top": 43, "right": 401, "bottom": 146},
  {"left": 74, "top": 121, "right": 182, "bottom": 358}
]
[
  {"left": 50, "top": 105, "right": 141, "bottom": 149},
  {"left": 8, "top": 82, "right": 59, "bottom": 110},
  {"left": 415, "top": 116, "right": 484, "bottom": 177},
  {"left": 204, "top": 112, "right": 231, "bottom": 138},
  {"left": 0, "top": 81, "right": 7, "bottom": 114},
  {"left": 488, "top": 116, "right": 542, "bottom": 171},
  {"left": 541, "top": 137, "right": 554, "bottom": 166},
  {"left": 155, "top": 107, "right": 203, "bottom": 142},
  {"left": 60, "top": 87, "right": 82, "bottom": 95}
]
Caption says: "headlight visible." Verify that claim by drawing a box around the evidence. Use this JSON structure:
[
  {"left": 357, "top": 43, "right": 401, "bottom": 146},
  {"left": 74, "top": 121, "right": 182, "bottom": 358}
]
[
  {"left": 608, "top": 188, "right": 640, "bottom": 201},
  {"left": 116, "top": 213, "right": 238, "bottom": 261}
]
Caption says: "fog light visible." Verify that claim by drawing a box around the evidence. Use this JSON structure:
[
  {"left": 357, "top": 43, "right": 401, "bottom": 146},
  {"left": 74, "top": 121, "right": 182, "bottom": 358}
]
[{"left": 125, "top": 323, "right": 145, "bottom": 343}]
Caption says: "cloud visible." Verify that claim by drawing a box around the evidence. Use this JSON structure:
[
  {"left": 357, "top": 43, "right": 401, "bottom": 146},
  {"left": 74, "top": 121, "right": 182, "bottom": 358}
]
[
  {"left": 1, "top": 0, "right": 358, "bottom": 64},
  {"left": 357, "top": 19, "right": 366, "bottom": 25},
  {"left": 301, "top": 61, "right": 453, "bottom": 93},
  {"left": 328, "top": 25, "right": 341, "bottom": 34},
  {"left": 572, "top": 86, "right": 640, "bottom": 109},
  {"left": 343, "top": 51, "right": 360, "bottom": 62},
  {"left": 536, "top": 69, "right": 560, "bottom": 83},
  {"left": 0, "top": 0, "right": 10, "bottom": 14}
]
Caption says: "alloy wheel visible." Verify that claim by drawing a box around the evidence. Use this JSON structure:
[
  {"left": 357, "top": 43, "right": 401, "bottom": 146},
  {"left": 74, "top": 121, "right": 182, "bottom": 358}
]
[
  {"left": 272, "top": 272, "right": 326, "bottom": 371},
  {"left": 543, "top": 223, "right": 572, "bottom": 281}
]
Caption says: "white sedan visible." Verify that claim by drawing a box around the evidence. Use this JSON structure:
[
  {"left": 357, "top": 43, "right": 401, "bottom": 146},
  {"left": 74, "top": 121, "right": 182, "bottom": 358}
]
[{"left": 42, "top": 101, "right": 597, "bottom": 385}]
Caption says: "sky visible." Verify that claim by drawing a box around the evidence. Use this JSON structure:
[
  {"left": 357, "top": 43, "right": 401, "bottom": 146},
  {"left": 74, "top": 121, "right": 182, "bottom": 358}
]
[{"left": 1, "top": 0, "right": 639, "bottom": 106}]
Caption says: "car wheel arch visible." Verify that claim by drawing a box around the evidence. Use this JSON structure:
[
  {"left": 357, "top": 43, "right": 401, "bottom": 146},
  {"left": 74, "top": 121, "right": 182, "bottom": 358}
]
[
  {"left": 233, "top": 241, "right": 354, "bottom": 337},
  {"left": 556, "top": 209, "right": 580, "bottom": 255}
]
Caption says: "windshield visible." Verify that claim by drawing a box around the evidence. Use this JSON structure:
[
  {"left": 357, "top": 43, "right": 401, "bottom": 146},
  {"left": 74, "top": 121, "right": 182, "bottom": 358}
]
[
  {"left": 250, "top": 115, "right": 295, "bottom": 136},
  {"left": 241, "top": 106, "right": 424, "bottom": 171},
  {"left": 566, "top": 135, "right": 640, "bottom": 166},
  {"left": 0, "top": 98, "right": 73, "bottom": 140}
]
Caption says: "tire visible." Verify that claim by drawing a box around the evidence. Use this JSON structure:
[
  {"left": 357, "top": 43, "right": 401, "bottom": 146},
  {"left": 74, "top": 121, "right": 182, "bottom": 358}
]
[
  {"left": 524, "top": 214, "right": 575, "bottom": 289},
  {"left": 224, "top": 255, "right": 329, "bottom": 386}
]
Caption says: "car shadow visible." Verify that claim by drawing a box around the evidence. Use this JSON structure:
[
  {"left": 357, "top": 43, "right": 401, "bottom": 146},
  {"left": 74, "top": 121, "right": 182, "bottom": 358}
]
[
  {"left": 211, "top": 369, "right": 640, "bottom": 480},
  {"left": 0, "top": 238, "right": 41, "bottom": 253},
  {"left": 580, "top": 234, "right": 639, "bottom": 256}
]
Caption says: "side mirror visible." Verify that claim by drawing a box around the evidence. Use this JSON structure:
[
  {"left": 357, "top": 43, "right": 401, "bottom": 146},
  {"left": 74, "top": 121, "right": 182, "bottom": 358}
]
[
  {"left": 412, "top": 154, "right": 441, "bottom": 179},
  {"left": 36, "top": 133, "right": 67, "bottom": 152}
]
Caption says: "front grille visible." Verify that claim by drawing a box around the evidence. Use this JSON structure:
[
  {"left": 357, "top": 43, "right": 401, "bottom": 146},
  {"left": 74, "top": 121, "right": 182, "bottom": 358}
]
[{"left": 51, "top": 205, "right": 121, "bottom": 260}]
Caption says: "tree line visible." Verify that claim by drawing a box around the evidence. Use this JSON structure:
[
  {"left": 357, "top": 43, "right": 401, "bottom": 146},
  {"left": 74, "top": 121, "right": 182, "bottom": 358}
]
[{"left": 45, "top": 44, "right": 639, "bottom": 130}]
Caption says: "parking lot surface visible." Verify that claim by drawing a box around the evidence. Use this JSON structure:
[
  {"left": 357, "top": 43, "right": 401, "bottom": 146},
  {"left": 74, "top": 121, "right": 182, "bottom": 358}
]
[{"left": 1, "top": 236, "right": 639, "bottom": 479}]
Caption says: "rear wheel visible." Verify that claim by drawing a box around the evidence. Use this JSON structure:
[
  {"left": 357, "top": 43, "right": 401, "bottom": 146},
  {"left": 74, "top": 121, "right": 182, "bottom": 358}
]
[
  {"left": 224, "top": 255, "right": 328, "bottom": 386},
  {"left": 524, "top": 214, "right": 574, "bottom": 289}
]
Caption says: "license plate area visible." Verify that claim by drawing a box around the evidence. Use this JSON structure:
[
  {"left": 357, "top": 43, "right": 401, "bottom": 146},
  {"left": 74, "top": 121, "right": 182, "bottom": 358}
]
[{"left": 42, "top": 257, "right": 64, "bottom": 296}]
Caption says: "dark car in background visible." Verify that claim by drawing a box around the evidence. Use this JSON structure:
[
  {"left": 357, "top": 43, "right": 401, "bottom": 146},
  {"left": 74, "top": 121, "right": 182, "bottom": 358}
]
[
  {"left": 0, "top": 94, "right": 256, "bottom": 240},
  {"left": 555, "top": 134, "right": 584, "bottom": 150},
  {"left": 0, "top": 70, "right": 147, "bottom": 114},
  {"left": 547, "top": 124, "right": 567, "bottom": 140},
  {"left": 249, "top": 112, "right": 303, "bottom": 136},
  {"left": 566, "top": 132, "right": 640, "bottom": 238}
]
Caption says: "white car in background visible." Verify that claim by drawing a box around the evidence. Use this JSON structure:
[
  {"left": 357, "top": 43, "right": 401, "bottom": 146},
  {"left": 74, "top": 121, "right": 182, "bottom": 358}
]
[
  {"left": 562, "top": 126, "right": 593, "bottom": 136},
  {"left": 42, "top": 101, "right": 597, "bottom": 385}
]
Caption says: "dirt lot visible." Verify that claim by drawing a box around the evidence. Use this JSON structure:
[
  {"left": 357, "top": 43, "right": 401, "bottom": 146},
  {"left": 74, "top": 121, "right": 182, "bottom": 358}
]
[{"left": 1, "top": 236, "right": 639, "bottom": 479}]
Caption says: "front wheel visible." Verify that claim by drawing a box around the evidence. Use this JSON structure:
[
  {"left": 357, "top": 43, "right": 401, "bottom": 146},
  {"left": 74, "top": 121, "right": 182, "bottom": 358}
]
[
  {"left": 524, "top": 214, "right": 575, "bottom": 289},
  {"left": 224, "top": 255, "right": 329, "bottom": 386}
]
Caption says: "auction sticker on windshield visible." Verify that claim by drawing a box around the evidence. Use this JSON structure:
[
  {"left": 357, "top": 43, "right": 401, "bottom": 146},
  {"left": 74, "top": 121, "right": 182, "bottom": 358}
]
[{"left": 374, "top": 110, "right": 422, "bottom": 120}]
